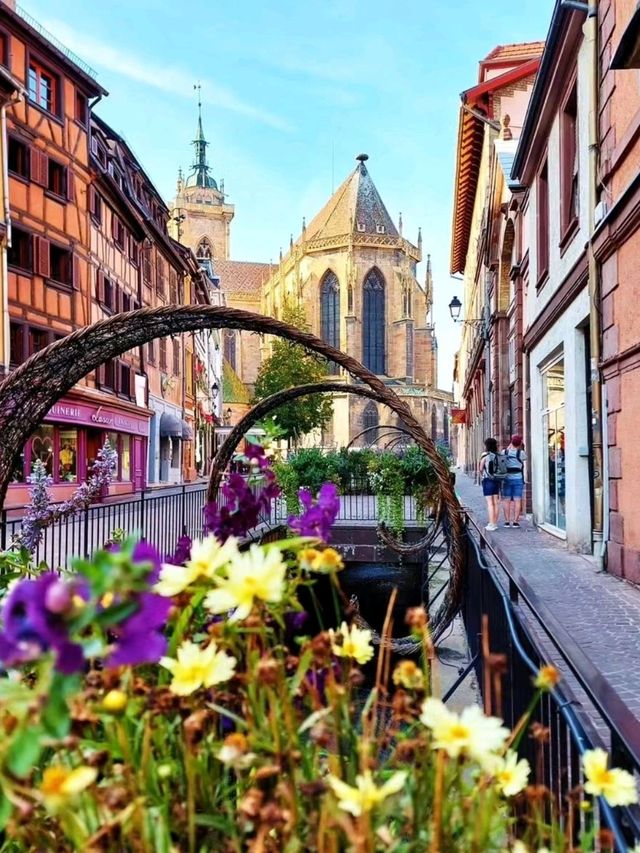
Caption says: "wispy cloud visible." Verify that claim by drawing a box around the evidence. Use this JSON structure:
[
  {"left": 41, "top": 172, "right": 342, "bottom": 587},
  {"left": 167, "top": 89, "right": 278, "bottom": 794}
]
[{"left": 41, "top": 18, "right": 292, "bottom": 132}]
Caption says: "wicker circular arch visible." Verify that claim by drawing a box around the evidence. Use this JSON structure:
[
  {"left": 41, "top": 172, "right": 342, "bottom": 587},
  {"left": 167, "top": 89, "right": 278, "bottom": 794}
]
[
  {"left": 345, "top": 424, "right": 413, "bottom": 450},
  {"left": 0, "top": 305, "right": 463, "bottom": 638}
]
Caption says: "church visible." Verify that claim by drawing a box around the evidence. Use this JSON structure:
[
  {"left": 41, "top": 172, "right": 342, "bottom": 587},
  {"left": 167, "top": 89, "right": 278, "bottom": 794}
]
[{"left": 170, "top": 105, "right": 453, "bottom": 447}]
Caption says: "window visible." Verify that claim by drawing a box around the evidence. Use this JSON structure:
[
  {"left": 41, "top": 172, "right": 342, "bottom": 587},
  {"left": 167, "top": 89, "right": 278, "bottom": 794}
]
[
  {"left": 8, "top": 137, "right": 29, "bottom": 179},
  {"left": 75, "top": 89, "right": 87, "bottom": 125},
  {"left": 58, "top": 429, "right": 78, "bottom": 483},
  {"left": 156, "top": 256, "right": 166, "bottom": 296},
  {"left": 173, "top": 339, "right": 180, "bottom": 375},
  {"left": 362, "top": 402, "right": 379, "bottom": 443},
  {"left": 406, "top": 323, "right": 414, "bottom": 379},
  {"left": 431, "top": 405, "right": 438, "bottom": 440},
  {"left": 0, "top": 32, "right": 8, "bottom": 69},
  {"left": 49, "top": 244, "right": 72, "bottom": 285},
  {"left": 9, "top": 323, "right": 24, "bottom": 365},
  {"left": 120, "top": 362, "right": 132, "bottom": 398},
  {"left": 142, "top": 248, "right": 152, "bottom": 284},
  {"left": 47, "top": 159, "right": 66, "bottom": 198},
  {"left": 28, "top": 60, "right": 59, "bottom": 116},
  {"left": 196, "top": 238, "right": 212, "bottom": 259},
  {"left": 362, "top": 268, "right": 385, "bottom": 374},
  {"left": 320, "top": 270, "right": 340, "bottom": 375},
  {"left": 8, "top": 227, "right": 33, "bottom": 271},
  {"left": 102, "top": 359, "right": 116, "bottom": 390},
  {"left": 159, "top": 338, "right": 167, "bottom": 371},
  {"left": 561, "top": 82, "right": 579, "bottom": 236},
  {"left": 169, "top": 268, "right": 178, "bottom": 302},
  {"left": 129, "top": 236, "right": 139, "bottom": 266},
  {"left": 29, "top": 327, "right": 48, "bottom": 356},
  {"left": 112, "top": 215, "right": 125, "bottom": 249},
  {"left": 224, "top": 330, "right": 237, "bottom": 370},
  {"left": 29, "top": 425, "right": 54, "bottom": 477},
  {"left": 120, "top": 434, "right": 131, "bottom": 481},
  {"left": 122, "top": 292, "right": 131, "bottom": 313},
  {"left": 536, "top": 159, "right": 549, "bottom": 283},
  {"left": 104, "top": 277, "right": 114, "bottom": 311},
  {"left": 89, "top": 186, "right": 102, "bottom": 224},
  {"left": 147, "top": 339, "right": 156, "bottom": 364}
]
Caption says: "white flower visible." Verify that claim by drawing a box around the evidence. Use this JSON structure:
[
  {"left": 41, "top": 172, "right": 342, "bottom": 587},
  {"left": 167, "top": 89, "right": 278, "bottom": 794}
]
[
  {"left": 155, "top": 535, "right": 239, "bottom": 596},
  {"left": 420, "top": 698, "right": 509, "bottom": 761}
]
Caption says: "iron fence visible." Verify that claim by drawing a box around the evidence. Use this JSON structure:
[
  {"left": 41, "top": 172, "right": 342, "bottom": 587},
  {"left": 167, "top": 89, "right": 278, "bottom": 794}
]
[{"left": 462, "top": 514, "right": 640, "bottom": 850}]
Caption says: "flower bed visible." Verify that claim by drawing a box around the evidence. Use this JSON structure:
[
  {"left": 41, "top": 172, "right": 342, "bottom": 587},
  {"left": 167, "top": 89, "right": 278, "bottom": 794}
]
[{"left": 0, "top": 448, "right": 633, "bottom": 850}]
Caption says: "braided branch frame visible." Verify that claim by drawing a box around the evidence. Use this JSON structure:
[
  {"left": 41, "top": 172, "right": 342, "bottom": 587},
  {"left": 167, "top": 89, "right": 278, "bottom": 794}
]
[{"left": 0, "top": 305, "right": 463, "bottom": 639}]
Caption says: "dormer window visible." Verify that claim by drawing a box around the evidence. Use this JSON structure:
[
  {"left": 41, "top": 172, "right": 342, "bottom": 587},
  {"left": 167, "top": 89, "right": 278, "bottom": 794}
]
[
  {"left": 357, "top": 223, "right": 366, "bottom": 232},
  {"left": 376, "top": 225, "right": 386, "bottom": 234}
]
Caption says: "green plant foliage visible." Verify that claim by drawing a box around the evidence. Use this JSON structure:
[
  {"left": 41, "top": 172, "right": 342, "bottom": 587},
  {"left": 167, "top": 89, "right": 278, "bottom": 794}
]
[{"left": 254, "top": 301, "right": 334, "bottom": 442}]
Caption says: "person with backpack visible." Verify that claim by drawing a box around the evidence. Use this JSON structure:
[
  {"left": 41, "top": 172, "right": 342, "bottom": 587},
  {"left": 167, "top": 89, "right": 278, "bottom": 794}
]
[
  {"left": 501, "top": 434, "right": 527, "bottom": 528},
  {"left": 478, "top": 437, "right": 502, "bottom": 531}
]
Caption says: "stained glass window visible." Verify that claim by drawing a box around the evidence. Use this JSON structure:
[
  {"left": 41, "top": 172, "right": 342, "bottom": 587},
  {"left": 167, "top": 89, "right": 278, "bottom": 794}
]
[
  {"left": 320, "top": 271, "right": 340, "bottom": 375},
  {"left": 196, "top": 238, "right": 212, "bottom": 259},
  {"left": 363, "top": 402, "right": 379, "bottom": 442},
  {"left": 363, "top": 269, "right": 385, "bottom": 374}
]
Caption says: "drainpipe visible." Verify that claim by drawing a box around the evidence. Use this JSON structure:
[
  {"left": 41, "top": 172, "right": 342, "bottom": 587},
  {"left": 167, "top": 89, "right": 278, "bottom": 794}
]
[{"left": 584, "top": 3, "right": 605, "bottom": 562}]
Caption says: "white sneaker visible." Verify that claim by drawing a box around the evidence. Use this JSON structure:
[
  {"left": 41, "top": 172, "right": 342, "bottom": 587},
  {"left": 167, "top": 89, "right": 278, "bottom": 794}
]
[{"left": 485, "top": 523, "right": 498, "bottom": 531}]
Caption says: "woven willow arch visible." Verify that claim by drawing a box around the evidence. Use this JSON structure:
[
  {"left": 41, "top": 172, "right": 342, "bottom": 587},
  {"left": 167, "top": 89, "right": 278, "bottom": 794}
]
[
  {"left": 207, "top": 381, "right": 457, "bottom": 639},
  {"left": 0, "top": 306, "right": 463, "bottom": 638}
]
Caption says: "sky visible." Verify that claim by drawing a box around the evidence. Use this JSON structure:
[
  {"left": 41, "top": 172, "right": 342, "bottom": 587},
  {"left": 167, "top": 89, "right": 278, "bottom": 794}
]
[{"left": 30, "top": 0, "right": 553, "bottom": 390}]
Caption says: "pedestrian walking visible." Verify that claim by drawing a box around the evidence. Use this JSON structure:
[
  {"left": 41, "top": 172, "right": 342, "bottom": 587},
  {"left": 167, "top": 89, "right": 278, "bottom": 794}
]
[
  {"left": 479, "top": 437, "right": 500, "bottom": 531},
  {"left": 501, "top": 435, "right": 526, "bottom": 528}
]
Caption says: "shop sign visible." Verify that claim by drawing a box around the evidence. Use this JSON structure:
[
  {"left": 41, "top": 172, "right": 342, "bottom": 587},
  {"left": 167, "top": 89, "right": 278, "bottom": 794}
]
[{"left": 46, "top": 400, "right": 150, "bottom": 436}]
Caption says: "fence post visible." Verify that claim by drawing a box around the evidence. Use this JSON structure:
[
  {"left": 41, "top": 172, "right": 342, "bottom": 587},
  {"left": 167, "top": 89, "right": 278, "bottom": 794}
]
[
  {"left": 83, "top": 506, "right": 90, "bottom": 558},
  {"left": 0, "top": 508, "right": 6, "bottom": 551},
  {"left": 140, "top": 489, "right": 146, "bottom": 541},
  {"left": 181, "top": 484, "right": 187, "bottom": 536}
]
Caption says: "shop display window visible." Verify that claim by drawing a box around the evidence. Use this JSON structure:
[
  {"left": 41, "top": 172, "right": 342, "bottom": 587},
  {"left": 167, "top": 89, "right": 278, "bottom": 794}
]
[{"left": 58, "top": 429, "right": 78, "bottom": 483}]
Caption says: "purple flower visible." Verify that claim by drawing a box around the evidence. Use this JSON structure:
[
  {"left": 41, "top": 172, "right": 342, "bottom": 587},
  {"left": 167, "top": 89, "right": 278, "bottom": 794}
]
[
  {"left": 105, "top": 542, "right": 170, "bottom": 667},
  {"left": 0, "top": 573, "right": 85, "bottom": 674},
  {"left": 289, "top": 483, "right": 340, "bottom": 542},
  {"left": 204, "top": 470, "right": 280, "bottom": 542},
  {"left": 166, "top": 535, "right": 192, "bottom": 566}
]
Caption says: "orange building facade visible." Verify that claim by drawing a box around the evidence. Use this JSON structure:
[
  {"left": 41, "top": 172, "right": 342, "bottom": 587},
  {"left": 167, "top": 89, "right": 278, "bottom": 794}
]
[{"left": 0, "top": 3, "right": 212, "bottom": 506}]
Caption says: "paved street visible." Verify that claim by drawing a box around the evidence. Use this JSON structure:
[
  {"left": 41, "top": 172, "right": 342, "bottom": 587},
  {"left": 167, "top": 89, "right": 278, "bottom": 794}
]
[{"left": 456, "top": 471, "right": 640, "bottom": 738}]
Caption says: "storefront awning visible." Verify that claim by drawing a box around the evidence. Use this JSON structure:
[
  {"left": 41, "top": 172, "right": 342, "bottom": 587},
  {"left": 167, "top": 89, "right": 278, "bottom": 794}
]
[
  {"left": 160, "top": 412, "right": 183, "bottom": 437},
  {"left": 182, "top": 421, "right": 194, "bottom": 441}
]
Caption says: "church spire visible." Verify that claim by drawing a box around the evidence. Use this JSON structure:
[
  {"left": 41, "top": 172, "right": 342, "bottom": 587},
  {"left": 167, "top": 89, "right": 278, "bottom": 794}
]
[{"left": 187, "top": 83, "right": 218, "bottom": 190}]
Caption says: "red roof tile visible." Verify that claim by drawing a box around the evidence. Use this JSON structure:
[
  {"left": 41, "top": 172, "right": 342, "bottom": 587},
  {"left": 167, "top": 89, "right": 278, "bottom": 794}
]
[
  {"left": 215, "top": 260, "right": 273, "bottom": 298},
  {"left": 483, "top": 41, "right": 545, "bottom": 64}
]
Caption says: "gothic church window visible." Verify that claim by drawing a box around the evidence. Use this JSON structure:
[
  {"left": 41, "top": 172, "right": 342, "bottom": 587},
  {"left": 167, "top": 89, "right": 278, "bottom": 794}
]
[
  {"left": 362, "top": 268, "right": 385, "bottom": 374},
  {"left": 196, "top": 238, "right": 213, "bottom": 260},
  {"left": 363, "top": 402, "right": 379, "bottom": 443},
  {"left": 224, "top": 330, "right": 237, "bottom": 371},
  {"left": 320, "top": 271, "right": 340, "bottom": 375},
  {"left": 431, "top": 405, "right": 438, "bottom": 441}
]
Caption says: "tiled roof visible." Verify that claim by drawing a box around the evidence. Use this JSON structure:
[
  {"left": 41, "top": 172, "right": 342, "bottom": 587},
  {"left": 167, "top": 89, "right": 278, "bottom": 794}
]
[
  {"left": 215, "top": 260, "right": 272, "bottom": 298},
  {"left": 483, "top": 41, "right": 546, "bottom": 64},
  {"left": 223, "top": 359, "right": 251, "bottom": 404},
  {"left": 302, "top": 159, "right": 399, "bottom": 243}
]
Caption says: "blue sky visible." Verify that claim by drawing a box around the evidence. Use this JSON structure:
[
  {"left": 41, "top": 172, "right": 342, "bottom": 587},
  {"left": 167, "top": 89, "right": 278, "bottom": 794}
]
[{"left": 31, "top": 0, "right": 553, "bottom": 388}]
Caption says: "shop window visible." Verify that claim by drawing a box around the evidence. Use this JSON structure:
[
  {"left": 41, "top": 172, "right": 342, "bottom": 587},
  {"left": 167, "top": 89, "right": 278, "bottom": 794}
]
[
  {"left": 8, "top": 227, "right": 33, "bottom": 271},
  {"left": 173, "top": 340, "right": 180, "bottom": 375},
  {"left": 58, "top": 429, "right": 78, "bottom": 483},
  {"left": 29, "top": 327, "right": 49, "bottom": 356},
  {"left": 29, "top": 424, "right": 54, "bottom": 477},
  {"left": 28, "top": 59, "right": 60, "bottom": 116},
  {"left": 107, "top": 432, "right": 120, "bottom": 479},
  {"left": 47, "top": 159, "right": 66, "bottom": 198},
  {"left": 8, "top": 137, "right": 29, "bottom": 180},
  {"left": 121, "top": 434, "right": 131, "bottom": 481},
  {"left": 50, "top": 244, "right": 72, "bottom": 286},
  {"left": 75, "top": 89, "right": 87, "bottom": 126},
  {"left": 9, "top": 323, "right": 24, "bottom": 366},
  {"left": 537, "top": 159, "right": 549, "bottom": 283},
  {"left": 171, "top": 439, "right": 180, "bottom": 468}
]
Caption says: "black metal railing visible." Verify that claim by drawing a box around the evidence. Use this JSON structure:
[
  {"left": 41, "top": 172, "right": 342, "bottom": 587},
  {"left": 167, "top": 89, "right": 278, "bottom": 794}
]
[
  {"left": 463, "top": 514, "right": 640, "bottom": 850},
  {"left": 1, "top": 479, "right": 282, "bottom": 569},
  {"left": 272, "top": 492, "right": 424, "bottom": 525}
]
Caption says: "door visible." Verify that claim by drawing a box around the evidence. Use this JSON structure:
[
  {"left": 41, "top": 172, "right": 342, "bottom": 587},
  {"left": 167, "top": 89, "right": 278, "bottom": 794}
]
[
  {"left": 133, "top": 437, "right": 145, "bottom": 491},
  {"left": 542, "top": 357, "right": 566, "bottom": 531}
]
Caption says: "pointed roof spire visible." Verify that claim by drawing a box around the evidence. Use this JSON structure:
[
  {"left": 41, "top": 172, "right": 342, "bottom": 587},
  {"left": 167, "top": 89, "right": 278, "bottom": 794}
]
[
  {"left": 399, "top": 212, "right": 403, "bottom": 235},
  {"left": 417, "top": 227, "right": 422, "bottom": 249},
  {"left": 185, "top": 83, "right": 218, "bottom": 190}
]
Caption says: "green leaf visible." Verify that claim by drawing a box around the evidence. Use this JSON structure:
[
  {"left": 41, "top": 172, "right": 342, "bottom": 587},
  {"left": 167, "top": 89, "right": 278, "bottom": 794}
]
[
  {"left": 0, "top": 791, "right": 12, "bottom": 829},
  {"left": 6, "top": 724, "right": 43, "bottom": 778},
  {"left": 94, "top": 600, "right": 138, "bottom": 628},
  {"left": 41, "top": 672, "right": 80, "bottom": 738}
]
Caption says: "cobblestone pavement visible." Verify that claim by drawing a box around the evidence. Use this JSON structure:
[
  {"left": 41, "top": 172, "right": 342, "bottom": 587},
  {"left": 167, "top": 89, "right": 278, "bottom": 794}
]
[{"left": 456, "top": 470, "right": 640, "bottom": 739}]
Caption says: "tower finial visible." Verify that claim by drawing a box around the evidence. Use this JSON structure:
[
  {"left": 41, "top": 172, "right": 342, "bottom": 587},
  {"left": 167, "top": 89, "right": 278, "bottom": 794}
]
[
  {"left": 417, "top": 227, "right": 422, "bottom": 248},
  {"left": 399, "top": 212, "right": 403, "bottom": 236}
]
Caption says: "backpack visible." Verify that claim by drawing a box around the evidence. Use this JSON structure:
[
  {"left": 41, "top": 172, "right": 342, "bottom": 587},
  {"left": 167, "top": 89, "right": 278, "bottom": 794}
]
[
  {"left": 488, "top": 451, "right": 509, "bottom": 481},
  {"left": 506, "top": 448, "right": 523, "bottom": 473}
]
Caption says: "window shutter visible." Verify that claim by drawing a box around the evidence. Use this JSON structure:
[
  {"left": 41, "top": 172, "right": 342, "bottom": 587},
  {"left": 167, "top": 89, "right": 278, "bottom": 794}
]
[
  {"left": 31, "top": 148, "right": 48, "bottom": 186},
  {"left": 66, "top": 168, "right": 74, "bottom": 202},
  {"left": 96, "top": 270, "right": 105, "bottom": 303},
  {"left": 111, "top": 214, "right": 118, "bottom": 241},
  {"left": 89, "top": 184, "right": 96, "bottom": 214},
  {"left": 97, "top": 363, "right": 105, "bottom": 387},
  {"left": 129, "top": 366, "right": 136, "bottom": 399},
  {"left": 114, "top": 284, "right": 122, "bottom": 314},
  {"left": 113, "top": 360, "right": 120, "bottom": 394},
  {"left": 35, "top": 236, "right": 50, "bottom": 278},
  {"left": 72, "top": 254, "right": 80, "bottom": 289}
]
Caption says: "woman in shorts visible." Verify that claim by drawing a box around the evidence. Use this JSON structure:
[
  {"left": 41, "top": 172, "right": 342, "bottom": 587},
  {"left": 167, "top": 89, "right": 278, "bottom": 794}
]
[{"left": 478, "top": 437, "right": 500, "bottom": 531}]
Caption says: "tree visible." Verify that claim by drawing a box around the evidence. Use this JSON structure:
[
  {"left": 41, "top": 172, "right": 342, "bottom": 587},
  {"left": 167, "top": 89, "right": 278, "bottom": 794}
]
[{"left": 254, "top": 301, "right": 334, "bottom": 443}]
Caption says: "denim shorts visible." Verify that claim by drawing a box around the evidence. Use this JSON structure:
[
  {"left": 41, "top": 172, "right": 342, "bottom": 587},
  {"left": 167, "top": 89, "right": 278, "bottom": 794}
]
[
  {"left": 482, "top": 479, "right": 500, "bottom": 497},
  {"left": 502, "top": 479, "right": 524, "bottom": 499}
]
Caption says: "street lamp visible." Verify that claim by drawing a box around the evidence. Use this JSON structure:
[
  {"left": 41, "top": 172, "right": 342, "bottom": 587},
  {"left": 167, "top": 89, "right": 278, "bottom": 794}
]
[{"left": 448, "top": 296, "right": 489, "bottom": 339}]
